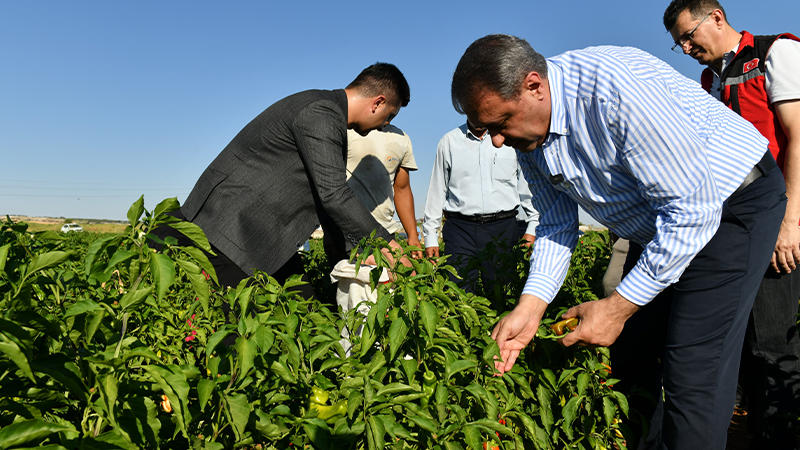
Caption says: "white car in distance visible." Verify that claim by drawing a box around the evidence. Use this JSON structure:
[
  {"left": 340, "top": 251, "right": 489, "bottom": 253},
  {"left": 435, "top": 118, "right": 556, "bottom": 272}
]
[{"left": 61, "top": 223, "right": 84, "bottom": 233}]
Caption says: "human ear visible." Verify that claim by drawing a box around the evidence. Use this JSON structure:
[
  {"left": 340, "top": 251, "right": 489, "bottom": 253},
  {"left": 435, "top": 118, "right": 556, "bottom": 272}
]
[
  {"left": 523, "top": 72, "right": 544, "bottom": 98},
  {"left": 710, "top": 9, "right": 725, "bottom": 28},
  {"left": 371, "top": 95, "right": 387, "bottom": 113}
]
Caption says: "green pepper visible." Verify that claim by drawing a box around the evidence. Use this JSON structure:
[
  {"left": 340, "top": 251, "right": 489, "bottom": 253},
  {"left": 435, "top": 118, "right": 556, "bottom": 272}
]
[
  {"left": 419, "top": 370, "right": 437, "bottom": 408},
  {"left": 309, "top": 386, "right": 329, "bottom": 406},
  {"left": 309, "top": 399, "right": 348, "bottom": 424}
]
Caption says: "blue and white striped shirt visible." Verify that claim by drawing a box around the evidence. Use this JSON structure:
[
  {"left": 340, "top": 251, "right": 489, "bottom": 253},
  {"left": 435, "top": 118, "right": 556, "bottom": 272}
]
[{"left": 520, "top": 46, "right": 770, "bottom": 306}]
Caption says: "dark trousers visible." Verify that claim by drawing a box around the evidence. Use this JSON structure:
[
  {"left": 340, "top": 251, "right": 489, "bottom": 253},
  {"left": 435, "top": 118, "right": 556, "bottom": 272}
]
[
  {"left": 741, "top": 267, "right": 800, "bottom": 449},
  {"left": 610, "top": 160, "right": 787, "bottom": 450},
  {"left": 442, "top": 214, "right": 520, "bottom": 295},
  {"left": 150, "top": 209, "right": 314, "bottom": 298}
]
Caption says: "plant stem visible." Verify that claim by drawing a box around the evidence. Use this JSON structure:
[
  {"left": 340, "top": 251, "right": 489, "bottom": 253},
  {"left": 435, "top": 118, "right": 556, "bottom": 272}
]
[
  {"left": 93, "top": 416, "right": 103, "bottom": 437},
  {"left": 114, "top": 312, "right": 129, "bottom": 359}
]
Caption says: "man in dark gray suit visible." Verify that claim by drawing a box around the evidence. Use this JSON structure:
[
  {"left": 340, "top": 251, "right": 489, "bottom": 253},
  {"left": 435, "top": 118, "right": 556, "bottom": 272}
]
[{"left": 166, "top": 63, "right": 410, "bottom": 292}]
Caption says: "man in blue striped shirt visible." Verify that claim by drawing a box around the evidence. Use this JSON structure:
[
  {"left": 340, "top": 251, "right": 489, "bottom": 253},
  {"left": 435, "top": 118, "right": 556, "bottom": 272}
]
[{"left": 452, "top": 34, "right": 787, "bottom": 449}]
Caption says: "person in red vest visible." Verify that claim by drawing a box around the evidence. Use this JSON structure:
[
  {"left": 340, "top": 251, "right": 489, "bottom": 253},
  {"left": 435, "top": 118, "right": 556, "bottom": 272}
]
[{"left": 664, "top": 1, "right": 800, "bottom": 448}]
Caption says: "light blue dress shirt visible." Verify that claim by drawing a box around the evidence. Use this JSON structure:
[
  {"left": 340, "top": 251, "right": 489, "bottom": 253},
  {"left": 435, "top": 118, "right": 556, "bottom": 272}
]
[
  {"left": 422, "top": 124, "right": 540, "bottom": 247},
  {"left": 520, "top": 46, "right": 771, "bottom": 306}
]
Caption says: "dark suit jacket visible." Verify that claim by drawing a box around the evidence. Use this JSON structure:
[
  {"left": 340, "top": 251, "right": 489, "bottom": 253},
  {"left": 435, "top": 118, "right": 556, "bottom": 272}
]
[{"left": 182, "top": 89, "right": 392, "bottom": 276}]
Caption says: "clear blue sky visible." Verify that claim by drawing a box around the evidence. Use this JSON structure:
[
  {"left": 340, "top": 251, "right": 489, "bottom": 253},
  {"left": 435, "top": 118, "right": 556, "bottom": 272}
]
[{"left": 1, "top": 1, "right": 798, "bottom": 224}]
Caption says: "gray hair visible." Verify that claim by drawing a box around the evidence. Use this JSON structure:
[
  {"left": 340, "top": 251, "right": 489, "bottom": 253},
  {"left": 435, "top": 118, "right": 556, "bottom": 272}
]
[{"left": 451, "top": 34, "right": 548, "bottom": 114}]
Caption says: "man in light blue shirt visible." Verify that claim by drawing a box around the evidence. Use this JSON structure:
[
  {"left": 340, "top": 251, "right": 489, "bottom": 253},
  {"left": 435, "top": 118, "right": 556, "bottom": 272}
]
[
  {"left": 451, "top": 34, "right": 787, "bottom": 449},
  {"left": 422, "top": 122, "right": 539, "bottom": 295}
]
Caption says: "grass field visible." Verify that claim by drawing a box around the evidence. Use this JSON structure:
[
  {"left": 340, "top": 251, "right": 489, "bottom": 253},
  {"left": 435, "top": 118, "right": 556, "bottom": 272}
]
[{"left": 21, "top": 222, "right": 127, "bottom": 234}]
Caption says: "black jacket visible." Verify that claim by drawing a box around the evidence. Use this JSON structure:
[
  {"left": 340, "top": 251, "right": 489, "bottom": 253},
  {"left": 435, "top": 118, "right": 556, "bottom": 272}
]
[{"left": 182, "top": 89, "right": 391, "bottom": 276}]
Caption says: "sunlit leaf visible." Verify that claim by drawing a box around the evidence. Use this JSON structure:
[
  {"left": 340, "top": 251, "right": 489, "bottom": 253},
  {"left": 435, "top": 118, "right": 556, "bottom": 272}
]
[
  {"left": 419, "top": 300, "right": 438, "bottom": 343},
  {"left": 148, "top": 253, "right": 175, "bottom": 302},
  {"left": 408, "top": 415, "right": 438, "bottom": 434},
  {"left": 446, "top": 359, "right": 477, "bottom": 381},
  {"left": 612, "top": 391, "right": 630, "bottom": 416},
  {"left": 167, "top": 221, "right": 213, "bottom": 254},
  {"left": 0, "top": 418, "right": 75, "bottom": 448},
  {"left": 463, "top": 424, "right": 482, "bottom": 450},
  {"left": 403, "top": 285, "right": 417, "bottom": 313},
  {"left": 83, "top": 235, "right": 117, "bottom": 275},
  {"left": 127, "top": 195, "right": 145, "bottom": 226},
  {"left": 104, "top": 250, "right": 137, "bottom": 273},
  {"left": 387, "top": 316, "right": 409, "bottom": 361},
  {"left": 0, "top": 243, "right": 10, "bottom": 272},
  {"left": 270, "top": 359, "right": 296, "bottom": 384},
  {"left": 205, "top": 325, "right": 237, "bottom": 361},
  {"left": 119, "top": 286, "right": 154, "bottom": 312},
  {"left": 25, "top": 251, "right": 74, "bottom": 282},
  {"left": 151, "top": 197, "right": 181, "bottom": 221},
  {"left": 603, "top": 396, "right": 616, "bottom": 428},
  {"left": 225, "top": 393, "right": 251, "bottom": 440},
  {"left": 577, "top": 371, "right": 589, "bottom": 396},
  {"left": 562, "top": 395, "right": 584, "bottom": 434},
  {"left": 179, "top": 245, "right": 218, "bottom": 284},
  {"left": 63, "top": 299, "right": 103, "bottom": 318},
  {"left": 304, "top": 419, "right": 332, "bottom": 450},
  {"left": 367, "top": 415, "right": 386, "bottom": 450},
  {"left": 234, "top": 336, "right": 257, "bottom": 379},
  {"left": 0, "top": 337, "right": 34, "bottom": 382}
]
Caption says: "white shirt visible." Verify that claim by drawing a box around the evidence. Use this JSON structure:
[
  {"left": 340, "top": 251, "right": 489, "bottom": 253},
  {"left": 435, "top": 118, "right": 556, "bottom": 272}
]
[{"left": 422, "top": 124, "right": 539, "bottom": 247}]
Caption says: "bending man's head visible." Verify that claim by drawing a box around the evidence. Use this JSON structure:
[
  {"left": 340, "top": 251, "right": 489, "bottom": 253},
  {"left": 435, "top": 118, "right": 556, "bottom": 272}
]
[
  {"left": 451, "top": 34, "right": 547, "bottom": 115},
  {"left": 346, "top": 62, "right": 410, "bottom": 135},
  {"left": 347, "top": 62, "right": 410, "bottom": 108},
  {"left": 451, "top": 34, "right": 551, "bottom": 152}
]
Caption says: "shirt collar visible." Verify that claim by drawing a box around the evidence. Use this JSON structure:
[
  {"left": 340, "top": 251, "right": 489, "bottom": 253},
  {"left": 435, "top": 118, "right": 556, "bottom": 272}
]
[
  {"left": 722, "top": 45, "right": 738, "bottom": 72},
  {"left": 713, "top": 31, "right": 749, "bottom": 76},
  {"left": 711, "top": 43, "right": 740, "bottom": 76},
  {"left": 462, "top": 123, "right": 488, "bottom": 141},
  {"left": 544, "top": 60, "right": 569, "bottom": 146}
]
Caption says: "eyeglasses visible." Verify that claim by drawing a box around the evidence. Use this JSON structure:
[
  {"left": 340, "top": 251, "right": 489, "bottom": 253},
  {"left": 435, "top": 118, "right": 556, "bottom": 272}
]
[{"left": 671, "top": 11, "right": 712, "bottom": 53}]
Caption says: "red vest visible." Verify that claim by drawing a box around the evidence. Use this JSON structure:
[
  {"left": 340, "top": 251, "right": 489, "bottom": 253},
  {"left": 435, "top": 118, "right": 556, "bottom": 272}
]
[{"left": 701, "top": 31, "right": 800, "bottom": 173}]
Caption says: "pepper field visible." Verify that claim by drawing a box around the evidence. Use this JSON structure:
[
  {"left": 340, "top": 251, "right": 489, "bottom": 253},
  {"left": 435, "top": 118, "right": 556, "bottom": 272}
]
[{"left": 0, "top": 197, "right": 632, "bottom": 450}]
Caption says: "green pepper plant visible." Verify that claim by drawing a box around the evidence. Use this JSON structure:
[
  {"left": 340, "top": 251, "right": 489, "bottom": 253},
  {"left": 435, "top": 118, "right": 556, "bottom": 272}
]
[{"left": 0, "top": 198, "right": 629, "bottom": 450}]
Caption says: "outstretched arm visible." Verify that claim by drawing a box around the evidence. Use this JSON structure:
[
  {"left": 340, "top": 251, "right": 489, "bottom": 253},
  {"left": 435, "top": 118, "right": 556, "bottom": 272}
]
[
  {"left": 770, "top": 99, "right": 800, "bottom": 273},
  {"left": 394, "top": 167, "right": 422, "bottom": 259},
  {"left": 422, "top": 137, "right": 450, "bottom": 258},
  {"left": 491, "top": 294, "right": 549, "bottom": 374}
]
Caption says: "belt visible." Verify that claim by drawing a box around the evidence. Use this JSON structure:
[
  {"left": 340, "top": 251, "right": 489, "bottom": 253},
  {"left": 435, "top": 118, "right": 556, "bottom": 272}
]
[
  {"left": 732, "top": 151, "right": 776, "bottom": 196},
  {"left": 445, "top": 209, "right": 518, "bottom": 224}
]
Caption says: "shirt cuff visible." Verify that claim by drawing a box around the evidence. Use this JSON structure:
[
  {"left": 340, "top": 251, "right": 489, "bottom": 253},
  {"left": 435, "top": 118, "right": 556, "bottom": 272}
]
[
  {"left": 423, "top": 232, "right": 439, "bottom": 248},
  {"left": 524, "top": 221, "right": 537, "bottom": 236},
  {"left": 614, "top": 265, "right": 671, "bottom": 306},
  {"left": 521, "top": 271, "right": 561, "bottom": 303}
]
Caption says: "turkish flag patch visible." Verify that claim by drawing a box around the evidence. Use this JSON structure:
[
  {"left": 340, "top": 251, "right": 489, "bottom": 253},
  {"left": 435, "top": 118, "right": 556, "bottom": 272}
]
[{"left": 743, "top": 58, "right": 759, "bottom": 73}]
